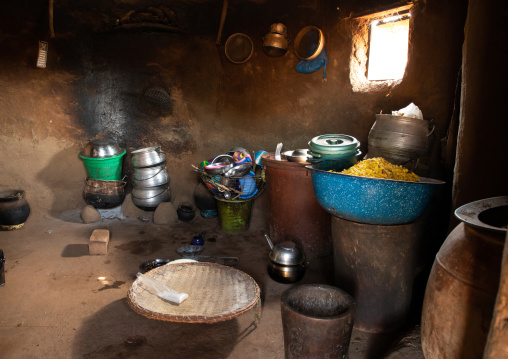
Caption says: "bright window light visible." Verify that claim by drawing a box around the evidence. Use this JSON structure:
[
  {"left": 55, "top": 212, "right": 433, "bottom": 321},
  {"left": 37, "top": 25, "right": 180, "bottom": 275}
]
[{"left": 367, "top": 15, "right": 410, "bottom": 81}]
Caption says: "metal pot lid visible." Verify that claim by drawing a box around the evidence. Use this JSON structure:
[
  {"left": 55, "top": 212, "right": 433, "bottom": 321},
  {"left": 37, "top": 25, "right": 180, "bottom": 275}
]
[
  {"left": 454, "top": 196, "right": 508, "bottom": 233},
  {"left": 308, "top": 134, "right": 360, "bottom": 155},
  {"left": 269, "top": 241, "right": 305, "bottom": 266},
  {"left": 80, "top": 139, "right": 124, "bottom": 158}
]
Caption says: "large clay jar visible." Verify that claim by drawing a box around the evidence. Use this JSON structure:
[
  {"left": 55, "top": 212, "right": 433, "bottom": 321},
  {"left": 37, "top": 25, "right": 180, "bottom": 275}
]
[
  {"left": 0, "top": 190, "right": 31, "bottom": 230},
  {"left": 421, "top": 196, "right": 508, "bottom": 359}
]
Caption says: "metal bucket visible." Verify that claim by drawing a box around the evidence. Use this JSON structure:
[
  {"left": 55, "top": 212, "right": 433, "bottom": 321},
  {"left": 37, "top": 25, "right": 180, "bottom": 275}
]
[{"left": 281, "top": 284, "right": 356, "bottom": 359}]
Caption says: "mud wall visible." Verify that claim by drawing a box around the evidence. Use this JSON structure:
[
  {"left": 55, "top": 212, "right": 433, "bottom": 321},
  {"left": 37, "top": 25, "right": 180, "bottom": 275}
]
[{"left": 1, "top": 0, "right": 469, "bottom": 222}]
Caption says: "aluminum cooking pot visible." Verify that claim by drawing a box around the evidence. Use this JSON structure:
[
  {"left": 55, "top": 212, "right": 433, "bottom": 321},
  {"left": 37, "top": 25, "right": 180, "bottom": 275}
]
[
  {"left": 265, "top": 235, "right": 306, "bottom": 283},
  {"left": 131, "top": 185, "right": 170, "bottom": 210},
  {"left": 131, "top": 146, "right": 166, "bottom": 168},
  {"left": 81, "top": 139, "right": 124, "bottom": 158},
  {"left": 132, "top": 165, "right": 169, "bottom": 188}
]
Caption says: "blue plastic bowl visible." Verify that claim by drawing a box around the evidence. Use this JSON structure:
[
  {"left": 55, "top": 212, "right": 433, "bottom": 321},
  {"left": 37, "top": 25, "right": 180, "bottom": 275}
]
[{"left": 307, "top": 165, "right": 445, "bottom": 225}]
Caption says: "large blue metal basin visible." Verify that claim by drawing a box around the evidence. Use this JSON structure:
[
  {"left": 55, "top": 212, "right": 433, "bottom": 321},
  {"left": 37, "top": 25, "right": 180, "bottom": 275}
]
[{"left": 307, "top": 165, "right": 445, "bottom": 225}]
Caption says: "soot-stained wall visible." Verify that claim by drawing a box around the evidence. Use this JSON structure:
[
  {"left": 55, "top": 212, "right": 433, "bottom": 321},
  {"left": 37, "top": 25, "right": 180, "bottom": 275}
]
[{"left": 1, "top": 0, "right": 468, "bottom": 227}]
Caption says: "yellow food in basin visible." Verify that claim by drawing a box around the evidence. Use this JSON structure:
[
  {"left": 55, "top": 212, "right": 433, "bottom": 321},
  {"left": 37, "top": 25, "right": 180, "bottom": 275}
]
[{"left": 337, "top": 157, "right": 420, "bottom": 182}]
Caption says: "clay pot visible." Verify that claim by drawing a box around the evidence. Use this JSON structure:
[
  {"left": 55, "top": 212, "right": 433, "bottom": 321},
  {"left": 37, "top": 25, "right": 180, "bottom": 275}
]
[
  {"left": 421, "top": 197, "right": 508, "bottom": 359},
  {"left": 0, "top": 190, "right": 30, "bottom": 230},
  {"left": 194, "top": 182, "right": 217, "bottom": 211},
  {"left": 177, "top": 203, "right": 196, "bottom": 222},
  {"left": 83, "top": 179, "right": 126, "bottom": 209}
]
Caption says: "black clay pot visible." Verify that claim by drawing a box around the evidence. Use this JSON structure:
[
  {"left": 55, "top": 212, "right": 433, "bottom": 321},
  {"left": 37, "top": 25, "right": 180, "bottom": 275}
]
[
  {"left": 177, "top": 203, "right": 196, "bottom": 222},
  {"left": 0, "top": 190, "right": 30, "bottom": 230},
  {"left": 83, "top": 178, "right": 126, "bottom": 209},
  {"left": 194, "top": 182, "right": 217, "bottom": 211}
]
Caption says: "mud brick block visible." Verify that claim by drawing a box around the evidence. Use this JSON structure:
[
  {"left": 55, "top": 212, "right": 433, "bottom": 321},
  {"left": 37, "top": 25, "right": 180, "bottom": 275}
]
[{"left": 89, "top": 229, "right": 110, "bottom": 255}]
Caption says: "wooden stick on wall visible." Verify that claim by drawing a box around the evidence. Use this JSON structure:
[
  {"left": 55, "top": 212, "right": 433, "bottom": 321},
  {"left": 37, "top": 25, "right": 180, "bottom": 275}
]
[
  {"left": 216, "top": 0, "right": 228, "bottom": 45},
  {"left": 49, "top": 0, "right": 55, "bottom": 38}
]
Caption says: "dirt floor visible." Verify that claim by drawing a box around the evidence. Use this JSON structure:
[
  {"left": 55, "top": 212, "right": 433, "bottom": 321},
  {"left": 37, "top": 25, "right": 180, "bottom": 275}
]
[{"left": 0, "top": 204, "right": 424, "bottom": 359}]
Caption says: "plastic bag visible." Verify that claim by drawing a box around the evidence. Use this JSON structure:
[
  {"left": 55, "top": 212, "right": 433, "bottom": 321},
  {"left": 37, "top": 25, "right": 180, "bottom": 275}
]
[
  {"left": 136, "top": 272, "right": 189, "bottom": 304},
  {"left": 392, "top": 103, "right": 424, "bottom": 120},
  {"left": 296, "top": 49, "right": 328, "bottom": 79}
]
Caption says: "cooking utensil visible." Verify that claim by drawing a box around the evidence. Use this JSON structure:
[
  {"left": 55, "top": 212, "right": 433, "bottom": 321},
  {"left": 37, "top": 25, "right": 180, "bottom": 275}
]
[
  {"left": 263, "top": 23, "right": 289, "bottom": 57},
  {"left": 131, "top": 185, "right": 171, "bottom": 210},
  {"left": 131, "top": 146, "right": 166, "bottom": 168},
  {"left": 176, "top": 245, "right": 204, "bottom": 257},
  {"left": 294, "top": 26, "right": 325, "bottom": 60},
  {"left": 140, "top": 258, "right": 172, "bottom": 273},
  {"left": 269, "top": 241, "right": 305, "bottom": 266},
  {"left": 177, "top": 202, "right": 196, "bottom": 222},
  {"left": 80, "top": 139, "right": 124, "bottom": 158},
  {"left": 137, "top": 86, "right": 173, "bottom": 116},
  {"left": 204, "top": 162, "right": 233, "bottom": 176},
  {"left": 308, "top": 134, "right": 360, "bottom": 155},
  {"left": 83, "top": 178, "right": 126, "bottom": 209},
  {"left": 211, "top": 154, "right": 234, "bottom": 165},
  {"left": 307, "top": 164, "right": 445, "bottom": 225},
  {"left": 268, "top": 261, "right": 305, "bottom": 284},
  {"left": 225, "top": 33, "right": 254, "bottom": 64},
  {"left": 139, "top": 256, "right": 238, "bottom": 273},
  {"left": 265, "top": 234, "right": 306, "bottom": 283},
  {"left": 132, "top": 165, "right": 169, "bottom": 188},
  {"left": 224, "top": 163, "right": 252, "bottom": 177},
  {"left": 282, "top": 149, "right": 310, "bottom": 163}
]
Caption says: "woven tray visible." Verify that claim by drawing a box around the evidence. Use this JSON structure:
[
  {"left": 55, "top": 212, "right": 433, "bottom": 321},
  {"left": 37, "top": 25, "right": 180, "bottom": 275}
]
[{"left": 127, "top": 262, "right": 260, "bottom": 323}]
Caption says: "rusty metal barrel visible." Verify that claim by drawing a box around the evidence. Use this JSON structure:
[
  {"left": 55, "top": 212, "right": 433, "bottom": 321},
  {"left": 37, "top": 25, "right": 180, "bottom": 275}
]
[
  {"left": 261, "top": 153, "right": 331, "bottom": 259},
  {"left": 331, "top": 215, "right": 424, "bottom": 333},
  {"left": 281, "top": 284, "right": 356, "bottom": 359}
]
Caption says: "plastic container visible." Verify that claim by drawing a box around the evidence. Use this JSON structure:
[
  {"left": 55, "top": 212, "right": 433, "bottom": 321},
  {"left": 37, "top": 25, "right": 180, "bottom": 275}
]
[
  {"left": 217, "top": 198, "right": 252, "bottom": 232},
  {"left": 79, "top": 149, "right": 126, "bottom": 180}
]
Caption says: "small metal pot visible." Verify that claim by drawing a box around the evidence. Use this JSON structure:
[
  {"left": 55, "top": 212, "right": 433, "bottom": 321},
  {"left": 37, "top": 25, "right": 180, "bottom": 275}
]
[{"left": 265, "top": 235, "right": 306, "bottom": 283}]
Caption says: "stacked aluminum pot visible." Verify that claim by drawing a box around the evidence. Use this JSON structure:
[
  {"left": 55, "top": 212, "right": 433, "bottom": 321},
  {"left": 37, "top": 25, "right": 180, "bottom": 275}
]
[{"left": 130, "top": 146, "right": 170, "bottom": 211}]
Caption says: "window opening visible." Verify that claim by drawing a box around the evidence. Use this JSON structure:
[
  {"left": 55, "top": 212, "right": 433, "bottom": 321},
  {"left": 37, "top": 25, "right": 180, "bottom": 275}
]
[
  {"left": 367, "top": 13, "right": 410, "bottom": 81},
  {"left": 347, "top": 4, "right": 413, "bottom": 92}
]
